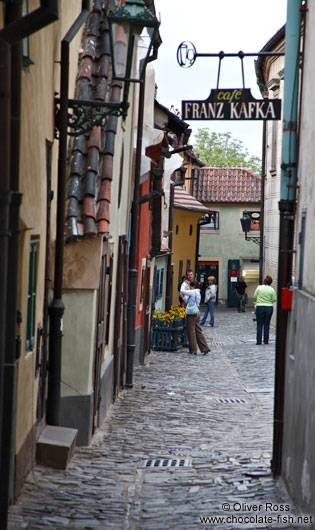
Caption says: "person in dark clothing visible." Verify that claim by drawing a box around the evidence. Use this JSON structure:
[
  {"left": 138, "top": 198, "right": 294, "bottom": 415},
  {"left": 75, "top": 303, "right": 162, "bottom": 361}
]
[{"left": 235, "top": 276, "right": 247, "bottom": 312}]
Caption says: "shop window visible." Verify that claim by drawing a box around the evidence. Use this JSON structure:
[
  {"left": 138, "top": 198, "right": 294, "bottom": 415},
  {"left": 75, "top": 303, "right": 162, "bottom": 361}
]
[{"left": 26, "top": 238, "right": 39, "bottom": 351}]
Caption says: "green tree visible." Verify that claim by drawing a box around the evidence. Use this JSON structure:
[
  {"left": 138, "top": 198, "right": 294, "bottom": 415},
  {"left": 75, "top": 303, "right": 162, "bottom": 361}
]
[{"left": 193, "top": 129, "right": 261, "bottom": 175}]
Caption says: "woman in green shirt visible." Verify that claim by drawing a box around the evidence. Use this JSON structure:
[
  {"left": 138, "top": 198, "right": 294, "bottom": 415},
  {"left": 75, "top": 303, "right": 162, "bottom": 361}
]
[{"left": 254, "top": 275, "right": 277, "bottom": 345}]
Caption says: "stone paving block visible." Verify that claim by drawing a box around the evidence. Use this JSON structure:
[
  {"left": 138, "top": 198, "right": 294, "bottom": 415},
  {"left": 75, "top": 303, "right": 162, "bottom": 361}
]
[{"left": 8, "top": 309, "right": 308, "bottom": 529}]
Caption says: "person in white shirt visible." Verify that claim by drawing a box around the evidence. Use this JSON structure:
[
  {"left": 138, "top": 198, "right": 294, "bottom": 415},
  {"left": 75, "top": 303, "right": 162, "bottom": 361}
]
[
  {"left": 180, "top": 281, "right": 211, "bottom": 356},
  {"left": 201, "top": 276, "right": 217, "bottom": 327},
  {"left": 180, "top": 269, "right": 194, "bottom": 307}
]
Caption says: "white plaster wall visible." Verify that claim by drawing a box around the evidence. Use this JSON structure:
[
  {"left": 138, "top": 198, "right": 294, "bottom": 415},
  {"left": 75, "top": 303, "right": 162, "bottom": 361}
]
[{"left": 62, "top": 290, "right": 97, "bottom": 397}]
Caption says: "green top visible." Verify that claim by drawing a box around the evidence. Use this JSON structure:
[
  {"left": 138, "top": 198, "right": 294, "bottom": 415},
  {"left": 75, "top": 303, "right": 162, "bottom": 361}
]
[{"left": 254, "top": 284, "right": 277, "bottom": 306}]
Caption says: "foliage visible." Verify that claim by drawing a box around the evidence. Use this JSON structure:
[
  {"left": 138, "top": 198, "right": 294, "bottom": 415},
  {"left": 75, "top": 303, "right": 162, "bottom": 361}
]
[
  {"left": 193, "top": 129, "right": 261, "bottom": 175},
  {"left": 152, "top": 305, "right": 186, "bottom": 326}
]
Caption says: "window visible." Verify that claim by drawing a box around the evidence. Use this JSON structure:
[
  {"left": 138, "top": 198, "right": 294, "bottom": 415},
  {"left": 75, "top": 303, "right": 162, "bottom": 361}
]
[
  {"left": 189, "top": 224, "right": 193, "bottom": 236},
  {"left": 159, "top": 269, "right": 164, "bottom": 298},
  {"left": 186, "top": 259, "right": 191, "bottom": 272},
  {"left": 26, "top": 238, "right": 39, "bottom": 351},
  {"left": 200, "top": 211, "right": 220, "bottom": 231},
  {"left": 176, "top": 225, "right": 179, "bottom": 235},
  {"left": 22, "top": 0, "right": 35, "bottom": 69},
  {"left": 178, "top": 260, "right": 183, "bottom": 285},
  {"left": 154, "top": 269, "right": 160, "bottom": 301}
]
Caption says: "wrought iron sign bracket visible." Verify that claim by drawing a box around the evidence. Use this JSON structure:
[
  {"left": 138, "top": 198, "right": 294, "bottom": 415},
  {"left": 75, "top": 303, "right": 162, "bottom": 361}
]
[
  {"left": 54, "top": 97, "right": 129, "bottom": 138},
  {"left": 244, "top": 233, "right": 260, "bottom": 246}
]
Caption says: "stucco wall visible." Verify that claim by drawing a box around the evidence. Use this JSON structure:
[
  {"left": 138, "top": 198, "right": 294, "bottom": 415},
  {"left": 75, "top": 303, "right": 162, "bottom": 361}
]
[
  {"left": 15, "top": 0, "right": 84, "bottom": 455},
  {"left": 282, "top": 290, "right": 315, "bottom": 518},
  {"left": 172, "top": 209, "right": 202, "bottom": 304},
  {"left": 199, "top": 204, "right": 260, "bottom": 300},
  {"left": 62, "top": 290, "right": 97, "bottom": 397}
]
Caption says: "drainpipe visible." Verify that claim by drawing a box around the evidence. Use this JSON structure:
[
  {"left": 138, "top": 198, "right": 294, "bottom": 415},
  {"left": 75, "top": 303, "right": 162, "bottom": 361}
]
[
  {"left": 272, "top": 0, "right": 301, "bottom": 478},
  {"left": 165, "top": 183, "right": 174, "bottom": 312},
  {"left": 126, "top": 38, "right": 160, "bottom": 387},
  {"left": 126, "top": 78, "right": 145, "bottom": 388},
  {"left": 47, "top": 1, "right": 90, "bottom": 426},
  {"left": 0, "top": 3, "right": 59, "bottom": 528},
  {"left": 0, "top": 1, "right": 23, "bottom": 521},
  {"left": 259, "top": 119, "right": 267, "bottom": 284}
]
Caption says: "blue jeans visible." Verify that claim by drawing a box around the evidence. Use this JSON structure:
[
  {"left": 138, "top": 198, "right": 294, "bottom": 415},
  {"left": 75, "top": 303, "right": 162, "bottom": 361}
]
[
  {"left": 256, "top": 305, "right": 273, "bottom": 344},
  {"left": 201, "top": 300, "right": 214, "bottom": 326}
]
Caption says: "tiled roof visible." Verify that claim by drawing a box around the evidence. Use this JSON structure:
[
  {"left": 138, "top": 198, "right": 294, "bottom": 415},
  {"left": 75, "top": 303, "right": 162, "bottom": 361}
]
[
  {"left": 193, "top": 167, "right": 261, "bottom": 204},
  {"left": 174, "top": 188, "right": 211, "bottom": 213},
  {"left": 65, "top": 0, "right": 121, "bottom": 244}
]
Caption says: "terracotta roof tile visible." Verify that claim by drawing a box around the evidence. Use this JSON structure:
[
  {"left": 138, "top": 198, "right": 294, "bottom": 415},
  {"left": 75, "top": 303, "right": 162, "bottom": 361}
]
[
  {"left": 174, "top": 188, "right": 211, "bottom": 213},
  {"left": 65, "top": 1, "right": 121, "bottom": 244},
  {"left": 193, "top": 167, "right": 261, "bottom": 204}
]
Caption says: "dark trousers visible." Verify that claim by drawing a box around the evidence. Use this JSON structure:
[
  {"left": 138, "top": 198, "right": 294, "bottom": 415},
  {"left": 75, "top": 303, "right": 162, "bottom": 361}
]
[
  {"left": 256, "top": 305, "right": 273, "bottom": 344},
  {"left": 186, "top": 312, "right": 210, "bottom": 353},
  {"left": 236, "top": 292, "right": 246, "bottom": 312}
]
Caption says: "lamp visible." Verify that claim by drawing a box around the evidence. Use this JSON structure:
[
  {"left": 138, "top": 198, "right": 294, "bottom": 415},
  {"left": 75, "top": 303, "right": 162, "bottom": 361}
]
[
  {"left": 55, "top": 0, "right": 160, "bottom": 137},
  {"left": 108, "top": 0, "right": 160, "bottom": 82},
  {"left": 240, "top": 211, "right": 260, "bottom": 245}
]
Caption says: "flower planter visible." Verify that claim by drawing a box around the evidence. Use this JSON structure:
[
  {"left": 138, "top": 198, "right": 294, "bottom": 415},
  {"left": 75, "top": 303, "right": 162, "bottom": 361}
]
[{"left": 151, "top": 317, "right": 185, "bottom": 351}]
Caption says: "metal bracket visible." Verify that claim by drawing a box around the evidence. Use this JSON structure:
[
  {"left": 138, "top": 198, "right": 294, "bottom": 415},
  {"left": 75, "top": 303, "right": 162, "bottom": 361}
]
[
  {"left": 245, "top": 234, "right": 260, "bottom": 246},
  {"left": 54, "top": 98, "right": 129, "bottom": 137}
]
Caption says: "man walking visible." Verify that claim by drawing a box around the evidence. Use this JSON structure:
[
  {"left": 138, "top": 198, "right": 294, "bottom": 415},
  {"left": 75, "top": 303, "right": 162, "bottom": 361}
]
[{"left": 235, "top": 276, "right": 247, "bottom": 312}]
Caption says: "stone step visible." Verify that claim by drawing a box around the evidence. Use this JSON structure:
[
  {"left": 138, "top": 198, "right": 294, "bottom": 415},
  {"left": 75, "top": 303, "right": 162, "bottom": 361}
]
[{"left": 37, "top": 425, "right": 78, "bottom": 469}]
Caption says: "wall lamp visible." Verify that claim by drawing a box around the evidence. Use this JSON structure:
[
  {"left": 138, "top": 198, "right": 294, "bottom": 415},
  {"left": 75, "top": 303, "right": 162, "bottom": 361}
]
[
  {"left": 240, "top": 210, "right": 260, "bottom": 245},
  {"left": 55, "top": 0, "right": 160, "bottom": 136}
]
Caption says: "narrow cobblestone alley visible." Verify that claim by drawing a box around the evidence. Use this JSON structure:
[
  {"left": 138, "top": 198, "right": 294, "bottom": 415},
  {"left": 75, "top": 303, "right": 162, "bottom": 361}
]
[{"left": 8, "top": 309, "right": 308, "bottom": 530}]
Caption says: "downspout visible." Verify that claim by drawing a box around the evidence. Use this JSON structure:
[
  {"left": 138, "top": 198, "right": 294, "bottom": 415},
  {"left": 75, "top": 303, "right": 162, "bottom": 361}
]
[
  {"left": 259, "top": 119, "right": 267, "bottom": 284},
  {"left": 1, "top": 1, "right": 23, "bottom": 520},
  {"left": 126, "top": 42, "right": 160, "bottom": 387},
  {"left": 165, "top": 183, "right": 174, "bottom": 311},
  {"left": 47, "top": 1, "right": 90, "bottom": 426},
  {"left": 0, "top": 3, "right": 59, "bottom": 528},
  {"left": 272, "top": 0, "right": 302, "bottom": 478}
]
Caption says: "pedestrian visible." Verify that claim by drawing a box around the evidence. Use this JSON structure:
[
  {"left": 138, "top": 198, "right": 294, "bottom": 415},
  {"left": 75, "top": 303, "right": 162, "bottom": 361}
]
[
  {"left": 235, "top": 276, "right": 247, "bottom": 312},
  {"left": 178, "top": 275, "right": 186, "bottom": 307},
  {"left": 180, "top": 280, "right": 211, "bottom": 356},
  {"left": 254, "top": 275, "right": 277, "bottom": 345},
  {"left": 201, "top": 276, "right": 217, "bottom": 327},
  {"left": 180, "top": 269, "right": 194, "bottom": 307}
]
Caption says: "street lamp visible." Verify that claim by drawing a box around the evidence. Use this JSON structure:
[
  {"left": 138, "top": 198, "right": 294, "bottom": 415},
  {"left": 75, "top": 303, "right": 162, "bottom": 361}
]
[
  {"left": 108, "top": 0, "right": 160, "bottom": 83},
  {"left": 55, "top": 0, "right": 160, "bottom": 136}
]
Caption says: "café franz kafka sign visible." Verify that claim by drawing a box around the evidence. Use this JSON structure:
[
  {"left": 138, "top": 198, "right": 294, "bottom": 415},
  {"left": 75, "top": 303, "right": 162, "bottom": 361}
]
[{"left": 182, "top": 88, "right": 281, "bottom": 121}]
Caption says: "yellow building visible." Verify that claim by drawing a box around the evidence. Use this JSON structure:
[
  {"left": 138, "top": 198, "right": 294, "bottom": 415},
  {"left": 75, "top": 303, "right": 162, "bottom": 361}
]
[{"left": 172, "top": 188, "right": 210, "bottom": 304}]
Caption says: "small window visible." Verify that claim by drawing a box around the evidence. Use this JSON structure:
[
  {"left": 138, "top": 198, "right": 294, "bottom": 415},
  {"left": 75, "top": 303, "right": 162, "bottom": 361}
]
[
  {"left": 26, "top": 238, "right": 39, "bottom": 351},
  {"left": 186, "top": 259, "right": 191, "bottom": 271},
  {"left": 159, "top": 269, "right": 164, "bottom": 298},
  {"left": 200, "top": 211, "right": 220, "bottom": 231},
  {"left": 176, "top": 225, "right": 179, "bottom": 235},
  {"left": 189, "top": 224, "right": 193, "bottom": 236},
  {"left": 22, "top": 0, "right": 35, "bottom": 69},
  {"left": 154, "top": 269, "right": 160, "bottom": 301},
  {"left": 178, "top": 260, "right": 183, "bottom": 285}
]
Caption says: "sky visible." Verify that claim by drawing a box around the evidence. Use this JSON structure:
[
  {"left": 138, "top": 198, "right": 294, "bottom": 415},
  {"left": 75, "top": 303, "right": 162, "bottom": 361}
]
[{"left": 153, "top": 0, "right": 287, "bottom": 159}]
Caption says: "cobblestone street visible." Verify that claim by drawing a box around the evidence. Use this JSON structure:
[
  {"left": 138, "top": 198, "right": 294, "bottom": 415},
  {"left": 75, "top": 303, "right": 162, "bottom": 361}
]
[{"left": 8, "top": 308, "right": 308, "bottom": 529}]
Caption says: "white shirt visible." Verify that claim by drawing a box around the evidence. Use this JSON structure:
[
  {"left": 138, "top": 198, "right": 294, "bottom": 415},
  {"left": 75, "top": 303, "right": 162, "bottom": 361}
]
[{"left": 180, "top": 288, "right": 201, "bottom": 308}]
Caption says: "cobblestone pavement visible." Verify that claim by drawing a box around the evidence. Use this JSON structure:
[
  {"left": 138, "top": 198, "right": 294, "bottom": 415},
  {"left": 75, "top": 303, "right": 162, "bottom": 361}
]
[{"left": 8, "top": 308, "right": 310, "bottom": 529}]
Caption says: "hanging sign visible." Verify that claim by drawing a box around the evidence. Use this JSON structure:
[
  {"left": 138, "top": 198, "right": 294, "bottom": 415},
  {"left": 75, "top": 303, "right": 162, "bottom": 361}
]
[{"left": 182, "top": 88, "right": 281, "bottom": 121}]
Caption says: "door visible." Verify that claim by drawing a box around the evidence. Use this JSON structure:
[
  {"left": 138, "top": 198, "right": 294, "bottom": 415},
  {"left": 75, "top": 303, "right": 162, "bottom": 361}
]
[
  {"left": 197, "top": 262, "right": 219, "bottom": 303},
  {"left": 227, "top": 259, "right": 240, "bottom": 307},
  {"left": 92, "top": 247, "right": 107, "bottom": 433}
]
